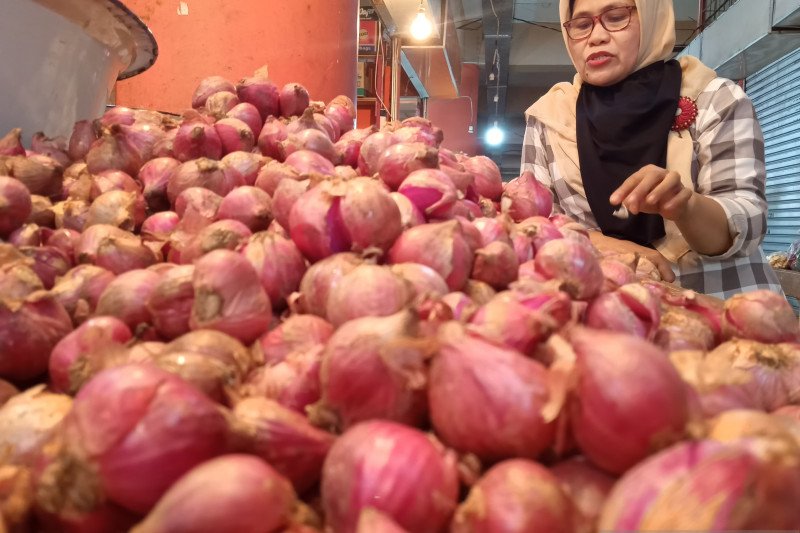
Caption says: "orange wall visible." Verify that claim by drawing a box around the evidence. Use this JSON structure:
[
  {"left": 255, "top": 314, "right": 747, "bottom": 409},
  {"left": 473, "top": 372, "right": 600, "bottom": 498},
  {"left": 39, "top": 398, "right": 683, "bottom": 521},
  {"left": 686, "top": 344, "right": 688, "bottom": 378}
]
[
  {"left": 427, "top": 64, "right": 480, "bottom": 156},
  {"left": 117, "top": 0, "right": 358, "bottom": 113}
]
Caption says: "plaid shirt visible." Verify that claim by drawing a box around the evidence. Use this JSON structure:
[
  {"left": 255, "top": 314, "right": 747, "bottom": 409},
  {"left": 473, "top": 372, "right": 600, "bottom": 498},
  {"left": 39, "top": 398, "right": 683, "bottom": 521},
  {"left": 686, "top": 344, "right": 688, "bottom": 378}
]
[{"left": 522, "top": 77, "right": 782, "bottom": 300}]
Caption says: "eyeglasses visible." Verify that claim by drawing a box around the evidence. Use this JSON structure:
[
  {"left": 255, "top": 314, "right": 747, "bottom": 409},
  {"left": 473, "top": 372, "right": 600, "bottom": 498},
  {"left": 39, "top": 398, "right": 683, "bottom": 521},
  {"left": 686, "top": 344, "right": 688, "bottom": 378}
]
[{"left": 563, "top": 6, "right": 637, "bottom": 40}]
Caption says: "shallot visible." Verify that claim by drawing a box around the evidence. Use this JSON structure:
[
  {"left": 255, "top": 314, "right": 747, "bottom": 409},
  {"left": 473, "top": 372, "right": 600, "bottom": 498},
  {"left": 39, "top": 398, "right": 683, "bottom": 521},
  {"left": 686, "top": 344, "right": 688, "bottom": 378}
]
[
  {"left": 39, "top": 364, "right": 230, "bottom": 514},
  {"left": 280, "top": 83, "right": 311, "bottom": 117},
  {"left": 0, "top": 176, "right": 33, "bottom": 236},
  {"left": 321, "top": 420, "right": 459, "bottom": 533},
  {"left": 546, "top": 327, "right": 690, "bottom": 474},
  {"left": 452, "top": 460, "right": 575, "bottom": 533},
  {"left": 233, "top": 397, "right": 335, "bottom": 494},
  {"left": 312, "top": 311, "right": 427, "bottom": 430},
  {"left": 429, "top": 323, "right": 554, "bottom": 461},
  {"left": 190, "top": 249, "right": 272, "bottom": 344},
  {"left": 241, "top": 231, "right": 307, "bottom": 309},
  {"left": 216, "top": 186, "right": 272, "bottom": 232},
  {"left": 237, "top": 75, "right": 281, "bottom": 120},
  {"left": 0, "top": 291, "right": 72, "bottom": 381},
  {"left": 132, "top": 455, "right": 296, "bottom": 533},
  {"left": 388, "top": 220, "right": 474, "bottom": 291}
]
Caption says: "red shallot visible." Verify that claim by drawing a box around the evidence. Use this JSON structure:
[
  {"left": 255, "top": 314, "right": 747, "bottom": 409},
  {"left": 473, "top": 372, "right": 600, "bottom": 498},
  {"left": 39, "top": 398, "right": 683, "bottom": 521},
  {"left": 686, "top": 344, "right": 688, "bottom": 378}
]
[
  {"left": 722, "top": 289, "right": 799, "bottom": 343},
  {"left": 132, "top": 455, "right": 296, "bottom": 533},
  {"left": 471, "top": 241, "right": 519, "bottom": 290},
  {"left": 312, "top": 311, "right": 427, "bottom": 430},
  {"left": 0, "top": 291, "right": 72, "bottom": 381},
  {"left": 0, "top": 128, "right": 25, "bottom": 156},
  {"left": 48, "top": 316, "right": 133, "bottom": 394},
  {"left": 501, "top": 170, "right": 553, "bottom": 221},
  {"left": 192, "top": 76, "right": 236, "bottom": 109},
  {"left": 296, "top": 252, "right": 363, "bottom": 317},
  {"left": 190, "top": 249, "right": 272, "bottom": 344},
  {"left": 546, "top": 327, "right": 690, "bottom": 474},
  {"left": 585, "top": 283, "right": 661, "bottom": 339},
  {"left": 289, "top": 177, "right": 402, "bottom": 262},
  {"left": 95, "top": 269, "right": 160, "bottom": 332},
  {"left": 451, "top": 459, "right": 575, "bottom": 533},
  {"left": 243, "top": 346, "right": 323, "bottom": 412},
  {"left": 240, "top": 231, "right": 307, "bottom": 309},
  {"left": 256, "top": 314, "right": 333, "bottom": 365},
  {"left": 221, "top": 151, "right": 266, "bottom": 186},
  {"left": 167, "top": 158, "right": 245, "bottom": 203},
  {"left": 388, "top": 220, "right": 474, "bottom": 291},
  {"left": 146, "top": 265, "right": 195, "bottom": 340},
  {"left": 321, "top": 420, "right": 459, "bottom": 533},
  {"left": 68, "top": 120, "right": 98, "bottom": 161},
  {"left": 377, "top": 143, "right": 439, "bottom": 190},
  {"left": 214, "top": 118, "right": 255, "bottom": 154},
  {"left": 389, "top": 191, "right": 425, "bottom": 229},
  {"left": 258, "top": 116, "right": 289, "bottom": 160},
  {"left": 534, "top": 238, "right": 603, "bottom": 300},
  {"left": 41, "top": 364, "right": 230, "bottom": 515},
  {"left": 550, "top": 456, "right": 616, "bottom": 533},
  {"left": 226, "top": 102, "right": 263, "bottom": 138},
  {"left": 0, "top": 385, "right": 72, "bottom": 466},
  {"left": 280, "top": 83, "right": 311, "bottom": 118},
  {"left": 76, "top": 224, "right": 157, "bottom": 274},
  {"left": 598, "top": 439, "right": 800, "bottom": 531},
  {"left": 429, "top": 323, "right": 554, "bottom": 461},
  {"left": 173, "top": 121, "right": 223, "bottom": 162},
  {"left": 462, "top": 156, "right": 503, "bottom": 200},
  {"left": 0, "top": 176, "right": 32, "bottom": 236},
  {"left": 216, "top": 186, "right": 272, "bottom": 232},
  {"left": 325, "top": 264, "right": 412, "bottom": 327},
  {"left": 237, "top": 75, "right": 281, "bottom": 120}
]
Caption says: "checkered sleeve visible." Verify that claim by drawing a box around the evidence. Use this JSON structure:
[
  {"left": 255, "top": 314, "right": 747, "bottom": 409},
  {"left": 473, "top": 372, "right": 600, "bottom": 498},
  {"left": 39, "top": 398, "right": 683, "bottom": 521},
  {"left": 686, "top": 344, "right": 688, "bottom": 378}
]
[
  {"left": 521, "top": 116, "right": 564, "bottom": 215},
  {"left": 693, "top": 78, "right": 768, "bottom": 260}
]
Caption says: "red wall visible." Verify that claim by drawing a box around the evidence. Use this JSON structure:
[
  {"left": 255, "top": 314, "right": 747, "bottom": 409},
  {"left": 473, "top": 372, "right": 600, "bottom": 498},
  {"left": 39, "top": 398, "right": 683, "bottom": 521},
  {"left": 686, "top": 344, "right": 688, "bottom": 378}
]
[
  {"left": 117, "top": 0, "right": 358, "bottom": 113},
  {"left": 427, "top": 64, "right": 480, "bottom": 156}
]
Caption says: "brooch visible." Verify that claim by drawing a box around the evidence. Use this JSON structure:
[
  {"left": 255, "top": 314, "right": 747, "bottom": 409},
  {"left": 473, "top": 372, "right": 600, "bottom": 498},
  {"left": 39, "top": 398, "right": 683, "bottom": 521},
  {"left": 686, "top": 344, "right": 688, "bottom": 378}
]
[{"left": 671, "top": 96, "right": 698, "bottom": 132}]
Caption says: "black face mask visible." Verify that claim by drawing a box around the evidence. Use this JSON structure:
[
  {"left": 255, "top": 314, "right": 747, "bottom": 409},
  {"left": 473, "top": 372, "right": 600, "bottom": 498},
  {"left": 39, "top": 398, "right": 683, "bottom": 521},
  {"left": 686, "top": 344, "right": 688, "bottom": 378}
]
[{"left": 576, "top": 59, "right": 682, "bottom": 247}]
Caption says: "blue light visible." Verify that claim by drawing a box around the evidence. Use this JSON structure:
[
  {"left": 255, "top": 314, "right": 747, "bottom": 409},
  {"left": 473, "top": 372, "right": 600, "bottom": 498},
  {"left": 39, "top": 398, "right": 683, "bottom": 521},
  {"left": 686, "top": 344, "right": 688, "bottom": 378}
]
[{"left": 485, "top": 124, "right": 505, "bottom": 146}]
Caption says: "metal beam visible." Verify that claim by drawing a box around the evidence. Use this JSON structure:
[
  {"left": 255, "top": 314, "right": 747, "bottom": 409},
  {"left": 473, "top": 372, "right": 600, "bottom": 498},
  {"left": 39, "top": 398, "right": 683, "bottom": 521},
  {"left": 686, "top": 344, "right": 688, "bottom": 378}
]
[{"left": 481, "top": 0, "right": 514, "bottom": 158}]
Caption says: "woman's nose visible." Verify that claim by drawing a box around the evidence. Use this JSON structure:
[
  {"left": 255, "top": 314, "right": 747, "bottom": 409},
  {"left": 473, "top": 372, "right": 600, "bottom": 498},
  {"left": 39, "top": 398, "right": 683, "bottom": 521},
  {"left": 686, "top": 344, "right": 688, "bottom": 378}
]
[{"left": 587, "top": 20, "right": 611, "bottom": 45}]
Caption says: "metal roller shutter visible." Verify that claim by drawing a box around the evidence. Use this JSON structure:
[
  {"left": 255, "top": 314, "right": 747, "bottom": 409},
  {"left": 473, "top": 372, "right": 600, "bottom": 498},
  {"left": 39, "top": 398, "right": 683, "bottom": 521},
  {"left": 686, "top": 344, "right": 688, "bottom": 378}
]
[{"left": 746, "top": 48, "right": 800, "bottom": 256}]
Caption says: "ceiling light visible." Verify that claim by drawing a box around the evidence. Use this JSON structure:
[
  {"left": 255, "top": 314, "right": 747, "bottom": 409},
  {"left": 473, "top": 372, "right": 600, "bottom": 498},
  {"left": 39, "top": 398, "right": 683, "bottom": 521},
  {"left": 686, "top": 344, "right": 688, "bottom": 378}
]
[
  {"left": 410, "top": 3, "right": 433, "bottom": 40},
  {"left": 485, "top": 121, "right": 505, "bottom": 146}
]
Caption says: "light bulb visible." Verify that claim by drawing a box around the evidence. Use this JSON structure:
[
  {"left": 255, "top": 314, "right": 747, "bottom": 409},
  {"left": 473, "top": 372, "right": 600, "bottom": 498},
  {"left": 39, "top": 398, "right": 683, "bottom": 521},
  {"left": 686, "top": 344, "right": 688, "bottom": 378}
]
[
  {"left": 410, "top": 9, "right": 433, "bottom": 40},
  {"left": 485, "top": 123, "right": 505, "bottom": 146}
]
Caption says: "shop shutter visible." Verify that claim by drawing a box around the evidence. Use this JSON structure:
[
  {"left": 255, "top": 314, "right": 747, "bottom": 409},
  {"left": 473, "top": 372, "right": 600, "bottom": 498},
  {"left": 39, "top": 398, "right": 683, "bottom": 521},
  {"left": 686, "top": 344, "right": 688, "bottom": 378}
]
[{"left": 746, "top": 48, "right": 800, "bottom": 256}]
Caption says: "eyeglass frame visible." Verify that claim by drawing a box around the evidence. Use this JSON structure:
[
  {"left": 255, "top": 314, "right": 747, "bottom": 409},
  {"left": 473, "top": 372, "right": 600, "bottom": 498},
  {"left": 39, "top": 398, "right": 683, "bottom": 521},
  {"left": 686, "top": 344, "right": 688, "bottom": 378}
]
[{"left": 562, "top": 5, "right": 637, "bottom": 41}]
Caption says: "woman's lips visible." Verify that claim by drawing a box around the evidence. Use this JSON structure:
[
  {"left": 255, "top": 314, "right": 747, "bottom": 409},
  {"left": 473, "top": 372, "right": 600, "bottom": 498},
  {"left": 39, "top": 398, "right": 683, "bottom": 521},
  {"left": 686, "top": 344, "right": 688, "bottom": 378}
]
[{"left": 587, "top": 54, "right": 612, "bottom": 68}]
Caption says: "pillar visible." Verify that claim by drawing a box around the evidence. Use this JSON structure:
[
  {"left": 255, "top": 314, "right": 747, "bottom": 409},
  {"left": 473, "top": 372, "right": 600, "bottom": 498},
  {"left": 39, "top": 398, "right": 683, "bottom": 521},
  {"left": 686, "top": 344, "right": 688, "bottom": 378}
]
[{"left": 116, "top": 0, "right": 358, "bottom": 113}]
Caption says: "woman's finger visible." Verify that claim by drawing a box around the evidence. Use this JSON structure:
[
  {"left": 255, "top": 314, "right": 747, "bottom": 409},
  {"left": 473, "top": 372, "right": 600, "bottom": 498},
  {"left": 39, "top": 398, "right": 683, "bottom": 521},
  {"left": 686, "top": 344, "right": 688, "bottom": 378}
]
[
  {"left": 644, "top": 171, "right": 682, "bottom": 207},
  {"left": 660, "top": 188, "right": 694, "bottom": 220},
  {"left": 623, "top": 169, "right": 667, "bottom": 214},
  {"left": 645, "top": 251, "right": 676, "bottom": 282},
  {"left": 609, "top": 173, "right": 644, "bottom": 206}
]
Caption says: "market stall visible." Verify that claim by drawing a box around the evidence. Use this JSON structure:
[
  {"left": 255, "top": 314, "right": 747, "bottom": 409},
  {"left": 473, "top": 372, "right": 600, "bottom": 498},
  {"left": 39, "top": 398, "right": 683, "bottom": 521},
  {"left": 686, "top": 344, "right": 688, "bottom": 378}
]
[{"left": 1, "top": 0, "right": 800, "bottom": 532}]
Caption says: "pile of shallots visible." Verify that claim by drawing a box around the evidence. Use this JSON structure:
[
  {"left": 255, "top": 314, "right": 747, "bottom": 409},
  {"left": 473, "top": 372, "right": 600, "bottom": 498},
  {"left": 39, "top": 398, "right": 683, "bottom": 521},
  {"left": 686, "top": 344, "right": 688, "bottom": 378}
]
[{"left": 1, "top": 65, "right": 799, "bottom": 533}]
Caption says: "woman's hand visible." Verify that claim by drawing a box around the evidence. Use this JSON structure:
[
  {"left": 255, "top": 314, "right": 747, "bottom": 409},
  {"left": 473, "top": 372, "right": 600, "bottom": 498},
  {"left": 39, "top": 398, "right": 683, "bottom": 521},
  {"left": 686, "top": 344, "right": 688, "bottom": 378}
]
[
  {"left": 588, "top": 231, "right": 676, "bottom": 282},
  {"left": 609, "top": 164, "right": 734, "bottom": 256},
  {"left": 609, "top": 164, "right": 693, "bottom": 221}
]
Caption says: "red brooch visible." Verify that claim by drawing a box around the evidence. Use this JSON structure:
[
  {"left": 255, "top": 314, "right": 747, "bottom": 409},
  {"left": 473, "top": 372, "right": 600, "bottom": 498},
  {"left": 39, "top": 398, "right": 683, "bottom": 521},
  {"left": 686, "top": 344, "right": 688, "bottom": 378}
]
[{"left": 672, "top": 96, "right": 698, "bottom": 132}]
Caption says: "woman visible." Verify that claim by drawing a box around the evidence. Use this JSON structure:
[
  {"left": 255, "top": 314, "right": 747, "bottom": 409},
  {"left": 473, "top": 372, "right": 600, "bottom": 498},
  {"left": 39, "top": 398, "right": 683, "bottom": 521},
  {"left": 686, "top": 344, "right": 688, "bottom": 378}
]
[{"left": 522, "top": 0, "right": 782, "bottom": 299}]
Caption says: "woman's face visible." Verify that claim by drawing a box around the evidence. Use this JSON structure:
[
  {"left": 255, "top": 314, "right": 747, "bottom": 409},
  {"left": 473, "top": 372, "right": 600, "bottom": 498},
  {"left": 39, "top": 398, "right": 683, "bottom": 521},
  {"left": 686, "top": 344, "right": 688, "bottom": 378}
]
[{"left": 566, "top": 0, "right": 640, "bottom": 87}]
